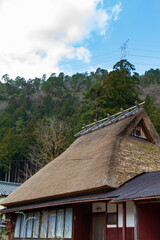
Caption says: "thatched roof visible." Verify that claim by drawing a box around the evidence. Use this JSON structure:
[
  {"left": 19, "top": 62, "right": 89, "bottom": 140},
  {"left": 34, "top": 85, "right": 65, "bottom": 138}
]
[{"left": 2, "top": 108, "right": 160, "bottom": 207}]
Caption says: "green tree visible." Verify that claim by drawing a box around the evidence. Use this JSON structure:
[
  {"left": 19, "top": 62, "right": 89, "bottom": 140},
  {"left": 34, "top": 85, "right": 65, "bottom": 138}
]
[
  {"left": 0, "top": 129, "right": 23, "bottom": 172},
  {"left": 103, "top": 60, "right": 139, "bottom": 108},
  {"left": 149, "top": 107, "right": 160, "bottom": 135},
  {"left": 78, "top": 60, "right": 140, "bottom": 124}
]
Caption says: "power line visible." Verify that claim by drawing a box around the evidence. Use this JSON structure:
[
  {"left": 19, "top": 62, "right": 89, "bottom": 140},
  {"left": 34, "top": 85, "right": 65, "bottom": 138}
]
[
  {"left": 49, "top": 46, "right": 160, "bottom": 74},
  {"left": 129, "top": 53, "right": 160, "bottom": 59},
  {"left": 58, "top": 51, "right": 119, "bottom": 67},
  {"left": 129, "top": 47, "right": 160, "bottom": 53},
  {"left": 50, "top": 47, "right": 160, "bottom": 73},
  {"left": 60, "top": 55, "right": 120, "bottom": 72},
  {"left": 132, "top": 62, "right": 160, "bottom": 67}
]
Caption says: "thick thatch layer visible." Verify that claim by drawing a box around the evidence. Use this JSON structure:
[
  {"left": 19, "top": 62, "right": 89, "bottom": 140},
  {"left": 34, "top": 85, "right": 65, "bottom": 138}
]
[{"left": 2, "top": 109, "right": 160, "bottom": 207}]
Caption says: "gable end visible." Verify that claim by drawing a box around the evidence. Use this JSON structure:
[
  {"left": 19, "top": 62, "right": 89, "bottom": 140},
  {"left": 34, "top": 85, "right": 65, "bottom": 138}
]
[{"left": 130, "top": 119, "right": 155, "bottom": 144}]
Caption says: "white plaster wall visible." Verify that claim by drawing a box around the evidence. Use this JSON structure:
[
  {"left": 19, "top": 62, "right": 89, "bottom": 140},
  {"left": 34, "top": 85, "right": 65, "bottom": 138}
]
[
  {"left": 118, "top": 204, "right": 123, "bottom": 227},
  {"left": 107, "top": 224, "right": 117, "bottom": 228},
  {"left": 0, "top": 197, "right": 5, "bottom": 210},
  {"left": 92, "top": 202, "right": 106, "bottom": 212},
  {"left": 107, "top": 203, "right": 116, "bottom": 213},
  {"left": 126, "top": 201, "right": 134, "bottom": 227}
]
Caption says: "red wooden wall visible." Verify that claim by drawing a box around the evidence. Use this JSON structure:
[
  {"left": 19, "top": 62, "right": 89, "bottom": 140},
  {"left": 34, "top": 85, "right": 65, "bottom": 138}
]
[
  {"left": 126, "top": 228, "right": 134, "bottom": 240},
  {"left": 74, "top": 203, "right": 91, "bottom": 240},
  {"left": 106, "top": 227, "right": 134, "bottom": 240},
  {"left": 139, "top": 203, "right": 160, "bottom": 240},
  {"left": 106, "top": 228, "right": 122, "bottom": 240}
]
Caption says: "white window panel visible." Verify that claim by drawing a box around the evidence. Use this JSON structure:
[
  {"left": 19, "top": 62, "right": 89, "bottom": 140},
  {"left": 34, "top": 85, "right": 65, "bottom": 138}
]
[
  {"left": 48, "top": 210, "right": 56, "bottom": 238},
  {"left": 33, "top": 212, "right": 40, "bottom": 238},
  {"left": 56, "top": 209, "right": 64, "bottom": 238},
  {"left": 40, "top": 211, "right": 48, "bottom": 238},
  {"left": 26, "top": 212, "right": 33, "bottom": 238},
  {"left": 126, "top": 201, "right": 134, "bottom": 227},
  {"left": 14, "top": 214, "right": 21, "bottom": 238},
  {"left": 118, "top": 204, "right": 123, "bottom": 228},
  {"left": 107, "top": 224, "right": 117, "bottom": 228},
  {"left": 64, "top": 208, "right": 72, "bottom": 238}
]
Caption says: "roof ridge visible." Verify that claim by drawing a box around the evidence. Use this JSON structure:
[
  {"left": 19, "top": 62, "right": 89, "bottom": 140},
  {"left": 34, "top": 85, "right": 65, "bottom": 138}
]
[{"left": 75, "top": 102, "right": 145, "bottom": 138}]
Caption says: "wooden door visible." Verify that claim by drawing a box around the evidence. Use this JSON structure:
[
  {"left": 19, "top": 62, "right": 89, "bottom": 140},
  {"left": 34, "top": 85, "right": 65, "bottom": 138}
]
[
  {"left": 74, "top": 204, "right": 91, "bottom": 240},
  {"left": 92, "top": 213, "right": 106, "bottom": 240}
]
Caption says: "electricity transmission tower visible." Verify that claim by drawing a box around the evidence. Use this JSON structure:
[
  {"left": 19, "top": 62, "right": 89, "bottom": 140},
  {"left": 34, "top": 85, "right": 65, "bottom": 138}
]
[{"left": 120, "top": 39, "right": 130, "bottom": 59}]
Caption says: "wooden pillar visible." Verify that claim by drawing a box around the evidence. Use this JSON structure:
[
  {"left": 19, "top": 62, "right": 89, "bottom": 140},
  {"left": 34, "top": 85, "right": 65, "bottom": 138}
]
[
  {"left": 122, "top": 202, "right": 126, "bottom": 240},
  {"left": 134, "top": 203, "right": 139, "bottom": 240},
  {"left": 116, "top": 204, "right": 118, "bottom": 240}
]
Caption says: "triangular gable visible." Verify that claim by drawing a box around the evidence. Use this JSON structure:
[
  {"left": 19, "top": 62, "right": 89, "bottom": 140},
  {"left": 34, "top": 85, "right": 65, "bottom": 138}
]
[
  {"left": 119, "top": 109, "right": 160, "bottom": 146},
  {"left": 130, "top": 119, "right": 154, "bottom": 143}
]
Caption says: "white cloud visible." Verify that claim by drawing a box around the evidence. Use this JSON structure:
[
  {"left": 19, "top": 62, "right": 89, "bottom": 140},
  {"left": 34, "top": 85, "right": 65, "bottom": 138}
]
[
  {"left": 0, "top": 0, "right": 122, "bottom": 79},
  {"left": 75, "top": 47, "right": 91, "bottom": 63},
  {"left": 111, "top": 2, "right": 122, "bottom": 21}
]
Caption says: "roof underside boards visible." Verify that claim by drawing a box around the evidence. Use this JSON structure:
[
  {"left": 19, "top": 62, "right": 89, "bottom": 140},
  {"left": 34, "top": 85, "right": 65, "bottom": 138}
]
[
  {"left": 0, "top": 181, "right": 21, "bottom": 197},
  {"left": 1, "top": 109, "right": 160, "bottom": 207},
  {"left": 0, "top": 191, "right": 115, "bottom": 213},
  {"left": 111, "top": 171, "right": 160, "bottom": 202}
]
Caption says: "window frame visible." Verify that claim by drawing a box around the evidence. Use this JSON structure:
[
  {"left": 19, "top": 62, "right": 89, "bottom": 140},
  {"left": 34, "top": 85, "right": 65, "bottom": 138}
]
[
  {"left": 107, "top": 212, "right": 117, "bottom": 225},
  {"left": 14, "top": 207, "right": 73, "bottom": 239}
]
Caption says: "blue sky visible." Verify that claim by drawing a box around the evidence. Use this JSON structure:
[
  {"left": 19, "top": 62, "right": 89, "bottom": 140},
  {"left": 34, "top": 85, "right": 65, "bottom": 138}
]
[
  {"left": 0, "top": 0, "right": 160, "bottom": 79},
  {"left": 63, "top": 0, "right": 160, "bottom": 76}
]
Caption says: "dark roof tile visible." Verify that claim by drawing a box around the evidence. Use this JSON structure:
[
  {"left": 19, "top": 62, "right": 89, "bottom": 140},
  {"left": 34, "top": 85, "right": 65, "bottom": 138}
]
[
  {"left": 0, "top": 181, "right": 21, "bottom": 197},
  {"left": 111, "top": 171, "right": 160, "bottom": 201}
]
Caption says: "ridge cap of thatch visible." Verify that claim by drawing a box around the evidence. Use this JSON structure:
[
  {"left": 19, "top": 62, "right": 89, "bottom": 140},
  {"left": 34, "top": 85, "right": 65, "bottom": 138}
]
[{"left": 75, "top": 102, "right": 145, "bottom": 138}]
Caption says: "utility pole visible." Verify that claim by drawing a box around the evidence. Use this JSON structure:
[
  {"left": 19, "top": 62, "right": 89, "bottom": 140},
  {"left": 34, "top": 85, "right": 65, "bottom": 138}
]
[{"left": 120, "top": 39, "right": 129, "bottom": 59}]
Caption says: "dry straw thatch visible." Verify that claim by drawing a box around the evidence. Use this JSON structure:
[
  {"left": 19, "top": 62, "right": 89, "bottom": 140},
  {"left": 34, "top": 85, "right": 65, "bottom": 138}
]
[{"left": 2, "top": 109, "right": 160, "bottom": 207}]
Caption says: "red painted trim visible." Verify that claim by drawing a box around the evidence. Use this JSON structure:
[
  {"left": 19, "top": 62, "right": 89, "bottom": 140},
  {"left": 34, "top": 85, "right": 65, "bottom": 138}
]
[
  {"left": 106, "top": 204, "right": 118, "bottom": 226},
  {"left": 112, "top": 195, "right": 160, "bottom": 203},
  {"left": 106, "top": 204, "right": 119, "bottom": 240},
  {"left": 116, "top": 204, "right": 118, "bottom": 240},
  {"left": 123, "top": 202, "right": 126, "bottom": 240},
  {"left": 106, "top": 202, "right": 108, "bottom": 240}
]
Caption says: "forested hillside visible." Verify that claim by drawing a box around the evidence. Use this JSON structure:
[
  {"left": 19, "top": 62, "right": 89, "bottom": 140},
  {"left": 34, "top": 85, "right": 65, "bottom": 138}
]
[{"left": 0, "top": 60, "right": 160, "bottom": 182}]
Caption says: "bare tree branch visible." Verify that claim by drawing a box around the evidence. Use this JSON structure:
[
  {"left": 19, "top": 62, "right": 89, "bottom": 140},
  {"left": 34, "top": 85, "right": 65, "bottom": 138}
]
[{"left": 22, "top": 117, "right": 70, "bottom": 180}]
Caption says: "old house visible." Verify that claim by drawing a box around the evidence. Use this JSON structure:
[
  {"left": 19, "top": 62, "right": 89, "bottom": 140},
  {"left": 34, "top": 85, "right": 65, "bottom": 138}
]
[
  {"left": 0, "top": 181, "right": 21, "bottom": 210},
  {"left": 1, "top": 104, "right": 160, "bottom": 240},
  {"left": 0, "top": 181, "right": 21, "bottom": 233}
]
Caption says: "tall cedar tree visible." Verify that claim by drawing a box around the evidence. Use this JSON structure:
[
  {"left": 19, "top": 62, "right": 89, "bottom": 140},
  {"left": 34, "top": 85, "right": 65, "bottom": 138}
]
[{"left": 78, "top": 60, "right": 140, "bottom": 124}]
